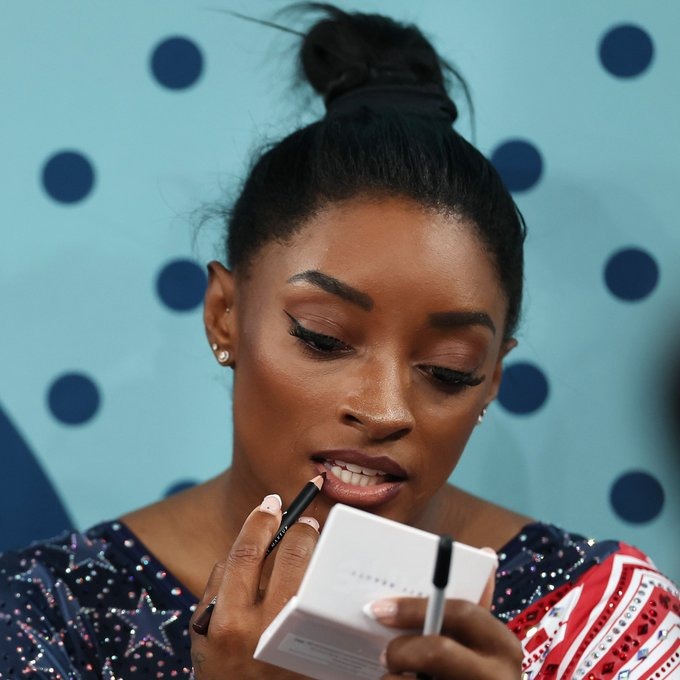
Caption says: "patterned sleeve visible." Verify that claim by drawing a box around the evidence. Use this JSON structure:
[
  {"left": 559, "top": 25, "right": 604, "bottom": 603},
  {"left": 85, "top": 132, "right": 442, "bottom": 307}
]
[
  {"left": 0, "top": 550, "right": 103, "bottom": 679},
  {"left": 510, "top": 545, "right": 680, "bottom": 678}
]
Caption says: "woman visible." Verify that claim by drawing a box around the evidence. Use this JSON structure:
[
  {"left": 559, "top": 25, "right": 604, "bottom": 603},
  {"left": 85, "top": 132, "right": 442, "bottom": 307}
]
[{"left": 1, "top": 6, "right": 678, "bottom": 679}]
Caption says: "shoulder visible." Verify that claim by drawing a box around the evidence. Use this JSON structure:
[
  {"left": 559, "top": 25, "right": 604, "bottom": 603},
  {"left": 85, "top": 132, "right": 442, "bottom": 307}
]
[
  {"left": 0, "top": 524, "right": 118, "bottom": 677},
  {"left": 494, "top": 522, "right": 680, "bottom": 678},
  {"left": 0, "top": 522, "right": 194, "bottom": 678}
]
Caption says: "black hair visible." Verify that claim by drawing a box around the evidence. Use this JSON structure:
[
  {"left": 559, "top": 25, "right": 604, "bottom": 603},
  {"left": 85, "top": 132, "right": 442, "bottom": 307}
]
[{"left": 224, "top": 3, "right": 526, "bottom": 339}]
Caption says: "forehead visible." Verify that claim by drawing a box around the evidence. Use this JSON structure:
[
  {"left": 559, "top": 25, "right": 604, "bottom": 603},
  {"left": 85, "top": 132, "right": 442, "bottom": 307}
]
[{"left": 244, "top": 195, "right": 506, "bottom": 317}]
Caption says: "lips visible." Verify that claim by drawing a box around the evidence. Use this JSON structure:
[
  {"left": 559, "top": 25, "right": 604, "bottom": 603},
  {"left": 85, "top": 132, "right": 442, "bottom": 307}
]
[{"left": 311, "top": 450, "right": 407, "bottom": 508}]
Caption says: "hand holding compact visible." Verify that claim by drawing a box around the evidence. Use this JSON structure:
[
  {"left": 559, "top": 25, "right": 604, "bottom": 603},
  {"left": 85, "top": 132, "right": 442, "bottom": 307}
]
[
  {"left": 189, "top": 494, "right": 319, "bottom": 680},
  {"left": 374, "top": 561, "right": 523, "bottom": 679}
]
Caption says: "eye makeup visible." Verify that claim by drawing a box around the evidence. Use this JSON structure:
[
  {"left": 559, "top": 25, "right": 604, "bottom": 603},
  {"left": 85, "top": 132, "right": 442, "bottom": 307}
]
[
  {"left": 285, "top": 310, "right": 485, "bottom": 393},
  {"left": 421, "top": 365, "right": 485, "bottom": 389},
  {"left": 285, "top": 311, "right": 352, "bottom": 356}
]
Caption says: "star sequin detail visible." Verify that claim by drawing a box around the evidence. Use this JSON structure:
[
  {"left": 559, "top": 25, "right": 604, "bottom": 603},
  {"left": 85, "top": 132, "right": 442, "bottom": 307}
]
[
  {"left": 13, "top": 560, "right": 58, "bottom": 607},
  {"left": 112, "top": 589, "right": 181, "bottom": 657},
  {"left": 44, "top": 533, "right": 116, "bottom": 573},
  {"left": 18, "top": 620, "right": 81, "bottom": 679},
  {"left": 53, "top": 579, "right": 97, "bottom": 648}
]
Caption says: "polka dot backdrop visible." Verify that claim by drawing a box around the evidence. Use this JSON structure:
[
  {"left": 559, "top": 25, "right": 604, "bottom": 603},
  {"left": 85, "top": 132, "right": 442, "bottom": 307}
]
[{"left": 1, "top": 1, "right": 678, "bottom": 582}]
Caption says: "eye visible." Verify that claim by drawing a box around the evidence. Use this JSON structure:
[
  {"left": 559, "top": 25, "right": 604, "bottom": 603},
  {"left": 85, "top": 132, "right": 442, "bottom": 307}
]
[
  {"left": 421, "top": 365, "right": 484, "bottom": 392},
  {"left": 285, "top": 311, "right": 352, "bottom": 356}
]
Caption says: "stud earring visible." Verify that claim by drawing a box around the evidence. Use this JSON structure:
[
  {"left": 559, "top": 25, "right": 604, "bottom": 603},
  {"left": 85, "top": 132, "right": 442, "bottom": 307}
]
[
  {"left": 211, "top": 343, "right": 218, "bottom": 351},
  {"left": 217, "top": 350, "right": 230, "bottom": 364},
  {"left": 477, "top": 407, "right": 487, "bottom": 425}
]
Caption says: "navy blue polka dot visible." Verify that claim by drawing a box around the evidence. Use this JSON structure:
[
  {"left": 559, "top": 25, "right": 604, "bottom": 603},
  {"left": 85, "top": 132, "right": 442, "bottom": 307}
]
[
  {"left": 164, "top": 480, "right": 198, "bottom": 497},
  {"left": 151, "top": 36, "right": 203, "bottom": 90},
  {"left": 599, "top": 24, "right": 654, "bottom": 78},
  {"left": 490, "top": 140, "right": 543, "bottom": 193},
  {"left": 42, "top": 151, "right": 95, "bottom": 204},
  {"left": 47, "top": 372, "right": 101, "bottom": 425},
  {"left": 498, "top": 362, "right": 549, "bottom": 415},
  {"left": 604, "top": 247, "right": 659, "bottom": 301},
  {"left": 156, "top": 259, "right": 207, "bottom": 311},
  {"left": 610, "top": 470, "right": 664, "bottom": 523}
]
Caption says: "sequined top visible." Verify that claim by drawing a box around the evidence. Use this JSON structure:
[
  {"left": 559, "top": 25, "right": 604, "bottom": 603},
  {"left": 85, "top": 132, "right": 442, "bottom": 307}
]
[{"left": 0, "top": 521, "right": 678, "bottom": 679}]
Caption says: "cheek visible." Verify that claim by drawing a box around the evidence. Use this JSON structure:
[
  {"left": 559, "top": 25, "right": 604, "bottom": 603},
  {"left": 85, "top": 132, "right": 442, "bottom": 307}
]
[
  {"left": 231, "top": 333, "right": 331, "bottom": 456},
  {"left": 417, "top": 406, "right": 477, "bottom": 472}
]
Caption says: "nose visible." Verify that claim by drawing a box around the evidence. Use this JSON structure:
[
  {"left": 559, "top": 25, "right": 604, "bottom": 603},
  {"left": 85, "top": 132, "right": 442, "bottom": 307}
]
[{"left": 338, "top": 357, "right": 415, "bottom": 442}]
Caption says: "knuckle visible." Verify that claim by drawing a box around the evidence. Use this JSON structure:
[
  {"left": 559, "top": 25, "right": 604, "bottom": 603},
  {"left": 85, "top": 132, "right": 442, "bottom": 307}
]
[
  {"left": 423, "top": 635, "right": 455, "bottom": 666},
  {"left": 227, "top": 542, "right": 264, "bottom": 567},
  {"left": 453, "top": 599, "right": 476, "bottom": 618},
  {"left": 276, "top": 540, "right": 314, "bottom": 570}
]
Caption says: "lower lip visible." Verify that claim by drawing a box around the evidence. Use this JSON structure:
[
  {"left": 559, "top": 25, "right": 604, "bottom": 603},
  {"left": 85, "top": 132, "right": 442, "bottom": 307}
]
[{"left": 313, "top": 462, "right": 405, "bottom": 509}]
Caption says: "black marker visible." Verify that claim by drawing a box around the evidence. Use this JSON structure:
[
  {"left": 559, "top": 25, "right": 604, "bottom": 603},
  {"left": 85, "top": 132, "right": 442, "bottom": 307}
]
[{"left": 417, "top": 534, "right": 453, "bottom": 680}]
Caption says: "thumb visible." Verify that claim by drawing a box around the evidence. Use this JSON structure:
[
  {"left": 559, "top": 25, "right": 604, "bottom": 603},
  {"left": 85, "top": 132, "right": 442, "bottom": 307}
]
[{"left": 477, "top": 547, "right": 499, "bottom": 610}]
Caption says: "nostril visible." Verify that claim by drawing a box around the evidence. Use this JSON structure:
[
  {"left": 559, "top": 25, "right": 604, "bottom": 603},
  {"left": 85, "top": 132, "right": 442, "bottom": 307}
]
[{"left": 343, "top": 413, "right": 362, "bottom": 425}]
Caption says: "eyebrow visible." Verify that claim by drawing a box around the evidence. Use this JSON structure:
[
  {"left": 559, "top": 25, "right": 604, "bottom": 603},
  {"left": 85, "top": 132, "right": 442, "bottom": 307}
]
[
  {"left": 287, "top": 270, "right": 374, "bottom": 311},
  {"left": 287, "top": 270, "right": 495, "bottom": 334},
  {"left": 428, "top": 311, "right": 496, "bottom": 336}
]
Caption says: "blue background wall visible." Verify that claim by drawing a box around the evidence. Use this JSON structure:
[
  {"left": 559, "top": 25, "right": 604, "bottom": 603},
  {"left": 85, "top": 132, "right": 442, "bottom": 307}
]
[{"left": 2, "top": 1, "right": 678, "bottom": 582}]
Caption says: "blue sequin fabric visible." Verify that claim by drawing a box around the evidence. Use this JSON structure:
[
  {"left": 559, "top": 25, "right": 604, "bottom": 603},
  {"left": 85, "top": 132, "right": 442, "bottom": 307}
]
[{"left": 0, "top": 521, "right": 621, "bottom": 678}]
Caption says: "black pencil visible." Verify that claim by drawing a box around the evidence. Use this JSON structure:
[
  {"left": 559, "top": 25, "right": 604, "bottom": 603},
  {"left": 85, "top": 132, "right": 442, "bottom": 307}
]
[{"left": 266, "top": 473, "right": 325, "bottom": 555}]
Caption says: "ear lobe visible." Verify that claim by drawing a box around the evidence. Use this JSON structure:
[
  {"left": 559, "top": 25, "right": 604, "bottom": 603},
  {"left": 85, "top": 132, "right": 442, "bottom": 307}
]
[{"left": 203, "top": 261, "right": 235, "bottom": 348}]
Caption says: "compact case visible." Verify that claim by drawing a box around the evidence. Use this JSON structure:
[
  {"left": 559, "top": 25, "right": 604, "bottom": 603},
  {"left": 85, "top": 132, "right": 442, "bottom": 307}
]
[{"left": 254, "top": 503, "right": 497, "bottom": 680}]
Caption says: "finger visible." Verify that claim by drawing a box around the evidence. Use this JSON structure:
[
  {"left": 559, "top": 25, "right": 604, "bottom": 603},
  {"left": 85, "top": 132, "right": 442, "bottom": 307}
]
[
  {"left": 385, "top": 633, "right": 498, "bottom": 678},
  {"left": 478, "top": 546, "right": 499, "bottom": 610},
  {"left": 266, "top": 517, "right": 320, "bottom": 611},
  {"left": 368, "top": 597, "right": 517, "bottom": 655},
  {"left": 216, "top": 493, "right": 283, "bottom": 609},
  {"left": 189, "top": 560, "right": 227, "bottom": 635}
]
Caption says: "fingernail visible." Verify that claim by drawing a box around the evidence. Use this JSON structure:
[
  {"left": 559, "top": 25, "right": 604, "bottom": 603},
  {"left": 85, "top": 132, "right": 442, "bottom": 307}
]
[
  {"left": 379, "top": 648, "right": 387, "bottom": 667},
  {"left": 363, "top": 599, "right": 398, "bottom": 621},
  {"left": 296, "top": 516, "right": 320, "bottom": 532},
  {"left": 259, "top": 494, "right": 282, "bottom": 515}
]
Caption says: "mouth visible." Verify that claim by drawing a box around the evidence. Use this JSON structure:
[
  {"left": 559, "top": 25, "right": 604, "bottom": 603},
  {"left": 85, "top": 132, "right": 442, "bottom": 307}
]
[{"left": 311, "top": 450, "right": 407, "bottom": 508}]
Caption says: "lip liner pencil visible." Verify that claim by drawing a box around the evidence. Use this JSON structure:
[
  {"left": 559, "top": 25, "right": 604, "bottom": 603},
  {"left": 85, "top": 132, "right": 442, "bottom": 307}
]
[
  {"left": 266, "top": 472, "right": 326, "bottom": 555},
  {"left": 416, "top": 534, "right": 453, "bottom": 680},
  {"left": 192, "top": 473, "right": 326, "bottom": 635}
]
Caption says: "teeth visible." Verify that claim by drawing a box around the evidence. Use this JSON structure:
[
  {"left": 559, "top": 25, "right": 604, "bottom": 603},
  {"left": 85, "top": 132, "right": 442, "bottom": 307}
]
[
  {"left": 336, "top": 460, "right": 382, "bottom": 477},
  {"left": 324, "top": 459, "right": 389, "bottom": 486}
]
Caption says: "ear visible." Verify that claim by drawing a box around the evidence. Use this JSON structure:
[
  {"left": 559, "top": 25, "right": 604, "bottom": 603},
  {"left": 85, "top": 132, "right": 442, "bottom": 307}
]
[
  {"left": 486, "top": 337, "right": 517, "bottom": 405},
  {"left": 204, "top": 261, "right": 236, "bottom": 360}
]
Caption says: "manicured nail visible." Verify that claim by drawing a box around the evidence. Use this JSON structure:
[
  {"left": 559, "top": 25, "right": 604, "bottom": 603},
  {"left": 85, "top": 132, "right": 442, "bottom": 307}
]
[
  {"left": 363, "top": 599, "right": 398, "bottom": 621},
  {"left": 379, "top": 648, "right": 387, "bottom": 668},
  {"left": 259, "top": 494, "right": 282, "bottom": 515},
  {"left": 296, "top": 516, "right": 320, "bottom": 532}
]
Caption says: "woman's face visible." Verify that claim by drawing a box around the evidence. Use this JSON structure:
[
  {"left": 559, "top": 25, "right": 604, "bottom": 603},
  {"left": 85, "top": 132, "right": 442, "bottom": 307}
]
[{"left": 206, "top": 195, "right": 513, "bottom": 528}]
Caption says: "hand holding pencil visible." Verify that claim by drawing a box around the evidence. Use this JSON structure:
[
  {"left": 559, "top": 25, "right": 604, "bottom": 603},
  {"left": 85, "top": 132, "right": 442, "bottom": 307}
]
[{"left": 189, "top": 476, "right": 324, "bottom": 679}]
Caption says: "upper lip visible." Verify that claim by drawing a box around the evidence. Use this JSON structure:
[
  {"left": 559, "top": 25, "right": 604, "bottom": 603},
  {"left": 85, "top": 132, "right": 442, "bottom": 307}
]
[{"left": 312, "top": 449, "right": 408, "bottom": 479}]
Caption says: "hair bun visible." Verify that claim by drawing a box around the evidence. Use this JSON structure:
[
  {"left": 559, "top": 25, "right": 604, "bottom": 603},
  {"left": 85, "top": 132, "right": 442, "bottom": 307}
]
[{"left": 299, "top": 4, "right": 447, "bottom": 102}]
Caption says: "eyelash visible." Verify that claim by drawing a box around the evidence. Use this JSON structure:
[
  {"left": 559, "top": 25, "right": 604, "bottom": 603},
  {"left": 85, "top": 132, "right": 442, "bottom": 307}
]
[
  {"left": 286, "top": 312, "right": 352, "bottom": 357},
  {"left": 286, "top": 312, "right": 484, "bottom": 390},
  {"left": 421, "top": 366, "right": 484, "bottom": 390}
]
